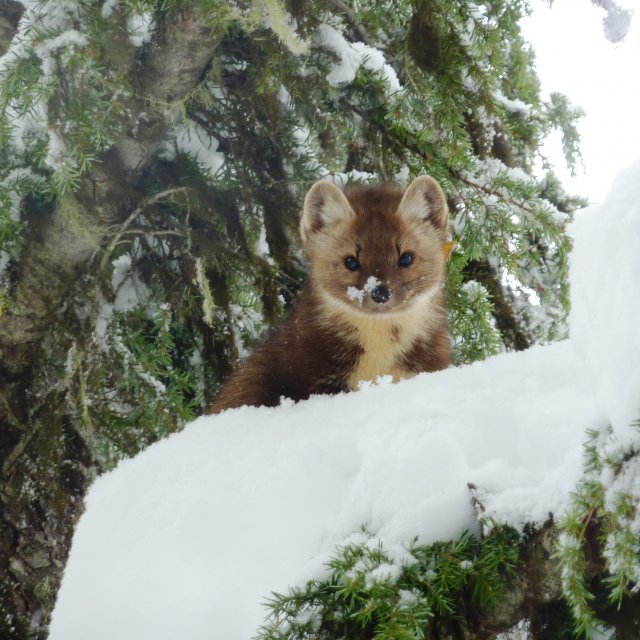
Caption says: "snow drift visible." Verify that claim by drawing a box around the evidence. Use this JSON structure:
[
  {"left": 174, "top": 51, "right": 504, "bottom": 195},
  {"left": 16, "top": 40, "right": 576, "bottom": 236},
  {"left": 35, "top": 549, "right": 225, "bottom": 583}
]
[{"left": 49, "top": 160, "right": 640, "bottom": 640}]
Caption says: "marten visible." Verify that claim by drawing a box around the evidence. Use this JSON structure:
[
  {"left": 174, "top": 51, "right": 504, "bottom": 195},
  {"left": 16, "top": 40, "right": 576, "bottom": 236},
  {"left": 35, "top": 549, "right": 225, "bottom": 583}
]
[{"left": 209, "top": 175, "right": 452, "bottom": 413}]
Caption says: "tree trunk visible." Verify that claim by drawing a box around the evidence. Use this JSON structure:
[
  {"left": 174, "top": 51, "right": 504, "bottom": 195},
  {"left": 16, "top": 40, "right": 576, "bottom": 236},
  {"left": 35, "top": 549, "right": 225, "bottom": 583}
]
[
  {"left": 0, "top": 1, "right": 21, "bottom": 56},
  {"left": 0, "top": 5, "right": 226, "bottom": 636}
]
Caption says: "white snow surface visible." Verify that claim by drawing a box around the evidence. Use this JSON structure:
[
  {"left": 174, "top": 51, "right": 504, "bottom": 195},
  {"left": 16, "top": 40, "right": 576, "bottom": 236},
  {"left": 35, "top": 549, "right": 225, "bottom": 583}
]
[
  {"left": 50, "top": 160, "right": 640, "bottom": 640},
  {"left": 569, "top": 159, "right": 640, "bottom": 442}
]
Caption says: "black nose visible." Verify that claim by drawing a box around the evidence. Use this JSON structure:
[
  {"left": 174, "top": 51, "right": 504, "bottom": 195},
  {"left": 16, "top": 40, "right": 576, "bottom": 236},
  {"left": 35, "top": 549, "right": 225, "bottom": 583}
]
[{"left": 370, "top": 284, "right": 390, "bottom": 304}]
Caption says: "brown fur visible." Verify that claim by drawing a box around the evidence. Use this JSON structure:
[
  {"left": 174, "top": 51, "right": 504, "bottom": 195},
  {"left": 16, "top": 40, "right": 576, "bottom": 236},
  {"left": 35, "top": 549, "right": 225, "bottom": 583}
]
[{"left": 209, "top": 176, "right": 451, "bottom": 414}]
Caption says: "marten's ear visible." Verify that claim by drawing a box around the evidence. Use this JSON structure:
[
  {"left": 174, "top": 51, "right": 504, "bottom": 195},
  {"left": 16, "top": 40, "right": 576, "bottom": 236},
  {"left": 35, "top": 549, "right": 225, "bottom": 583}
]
[
  {"left": 397, "top": 176, "right": 448, "bottom": 230},
  {"left": 300, "top": 180, "right": 355, "bottom": 243}
]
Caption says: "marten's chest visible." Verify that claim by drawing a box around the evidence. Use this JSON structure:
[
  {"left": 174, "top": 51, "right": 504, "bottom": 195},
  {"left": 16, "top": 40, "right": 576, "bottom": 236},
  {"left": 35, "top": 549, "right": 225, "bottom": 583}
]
[
  {"left": 345, "top": 316, "right": 421, "bottom": 390},
  {"left": 313, "top": 289, "right": 442, "bottom": 391}
]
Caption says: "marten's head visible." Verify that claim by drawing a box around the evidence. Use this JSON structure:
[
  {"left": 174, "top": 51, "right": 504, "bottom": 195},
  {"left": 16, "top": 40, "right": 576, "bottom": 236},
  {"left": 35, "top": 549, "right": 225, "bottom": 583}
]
[{"left": 300, "top": 176, "right": 450, "bottom": 316}]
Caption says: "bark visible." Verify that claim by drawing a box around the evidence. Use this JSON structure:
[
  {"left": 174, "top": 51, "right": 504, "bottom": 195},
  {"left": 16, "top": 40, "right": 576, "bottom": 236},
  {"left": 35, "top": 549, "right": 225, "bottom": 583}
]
[
  {"left": 448, "top": 517, "right": 640, "bottom": 639},
  {"left": 0, "top": 5, "right": 226, "bottom": 637},
  {"left": 0, "top": 5, "right": 225, "bottom": 376},
  {"left": 0, "top": 0, "right": 22, "bottom": 56},
  {"left": 458, "top": 523, "right": 563, "bottom": 638},
  {"left": 463, "top": 259, "right": 532, "bottom": 351}
]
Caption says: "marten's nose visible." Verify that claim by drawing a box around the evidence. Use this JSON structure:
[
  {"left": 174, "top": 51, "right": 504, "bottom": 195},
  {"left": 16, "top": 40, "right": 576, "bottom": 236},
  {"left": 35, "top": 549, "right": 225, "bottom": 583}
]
[{"left": 370, "top": 284, "right": 390, "bottom": 304}]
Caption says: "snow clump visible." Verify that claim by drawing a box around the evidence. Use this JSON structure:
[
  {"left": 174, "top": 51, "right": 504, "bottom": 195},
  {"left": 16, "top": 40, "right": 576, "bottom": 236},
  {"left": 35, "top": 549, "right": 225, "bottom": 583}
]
[{"left": 347, "top": 275, "right": 383, "bottom": 304}]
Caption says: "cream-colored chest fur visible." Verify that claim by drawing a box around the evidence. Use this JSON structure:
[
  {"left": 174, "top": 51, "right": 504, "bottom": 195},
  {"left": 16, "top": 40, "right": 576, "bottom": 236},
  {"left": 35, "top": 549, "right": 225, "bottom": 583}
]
[
  {"left": 346, "top": 315, "right": 414, "bottom": 389},
  {"left": 320, "top": 288, "right": 440, "bottom": 390}
]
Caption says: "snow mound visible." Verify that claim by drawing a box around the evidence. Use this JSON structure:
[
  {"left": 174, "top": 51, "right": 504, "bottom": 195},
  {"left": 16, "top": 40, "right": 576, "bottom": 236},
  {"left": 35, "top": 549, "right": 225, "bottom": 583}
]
[
  {"left": 50, "top": 345, "right": 599, "bottom": 640},
  {"left": 569, "top": 159, "right": 640, "bottom": 441},
  {"left": 49, "top": 160, "right": 640, "bottom": 640}
]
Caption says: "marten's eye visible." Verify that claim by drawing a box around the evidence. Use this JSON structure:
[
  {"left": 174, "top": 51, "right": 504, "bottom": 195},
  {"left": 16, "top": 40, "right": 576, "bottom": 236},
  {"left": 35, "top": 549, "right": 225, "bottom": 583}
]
[
  {"left": 398, "top": 252, "right": 413, "bottom": 267},
  {"left": 344, "top": 256, "right": 360, "bottom": 271}
]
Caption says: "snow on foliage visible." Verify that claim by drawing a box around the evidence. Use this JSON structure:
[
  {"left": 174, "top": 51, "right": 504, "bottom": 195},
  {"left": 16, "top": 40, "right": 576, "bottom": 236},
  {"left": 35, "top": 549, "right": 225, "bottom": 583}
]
[
  {"left": 318, "top": 24, "right": 401, "bottom": 93},
  {"left": 49, "top": 161, "right": 640, "bottom": 639},
  {"left": 173, "top": 121, "right": 226, "bottom": 177}
]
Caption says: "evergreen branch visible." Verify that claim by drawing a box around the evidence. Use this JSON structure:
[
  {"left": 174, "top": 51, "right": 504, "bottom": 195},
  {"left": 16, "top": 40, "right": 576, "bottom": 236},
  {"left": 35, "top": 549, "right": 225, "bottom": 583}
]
[
  {"left": 0, "top": 2, "right": 229, "bottom": 379},
  {"left": 97, "top": 187, "right": 192, "bottom": 275},
  {"left": 122, "top": 229, "right": 186, "bottom": 238},
  {"left": 1, "top": 417, "right": 42, "bottom": 475},
  {"left": 0, "top": 386, "right": 25, "bottom": 434},
  {"left": 454, "top": 172, "right": 543, "bottom": 218},
  {"left": 257, "top": 523, "right": 566, "bottom": 639},
  {"left": 328, "top": 0, "right": 370, "bottom": 43}
]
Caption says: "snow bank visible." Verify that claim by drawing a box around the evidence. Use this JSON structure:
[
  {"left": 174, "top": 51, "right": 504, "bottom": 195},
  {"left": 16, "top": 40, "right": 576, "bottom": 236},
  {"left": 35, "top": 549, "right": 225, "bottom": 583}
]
[
  {"left": 50, "top": 344, "right": 599, "bottom": 640},
  {"left": 49, "top": 160, "right": 640, "bottom": 640},
  {"left": 569, "top": 159, "right": 640, "bottom": 441}
]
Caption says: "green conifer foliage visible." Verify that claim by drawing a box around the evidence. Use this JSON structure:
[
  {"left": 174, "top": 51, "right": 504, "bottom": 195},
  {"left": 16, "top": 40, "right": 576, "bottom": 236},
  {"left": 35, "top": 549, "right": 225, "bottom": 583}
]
[
  {"left": 1, "top": 0, "right": 584, "bottom": 465},
  {"left": 558, "top": 422, "right": 640, "bottom": 638},
  {"left": 0, "top": 1, "right": 584, "bottom": 404},
  {"left": 258, "top": 525, "right": 520, "bottom": 640}
]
